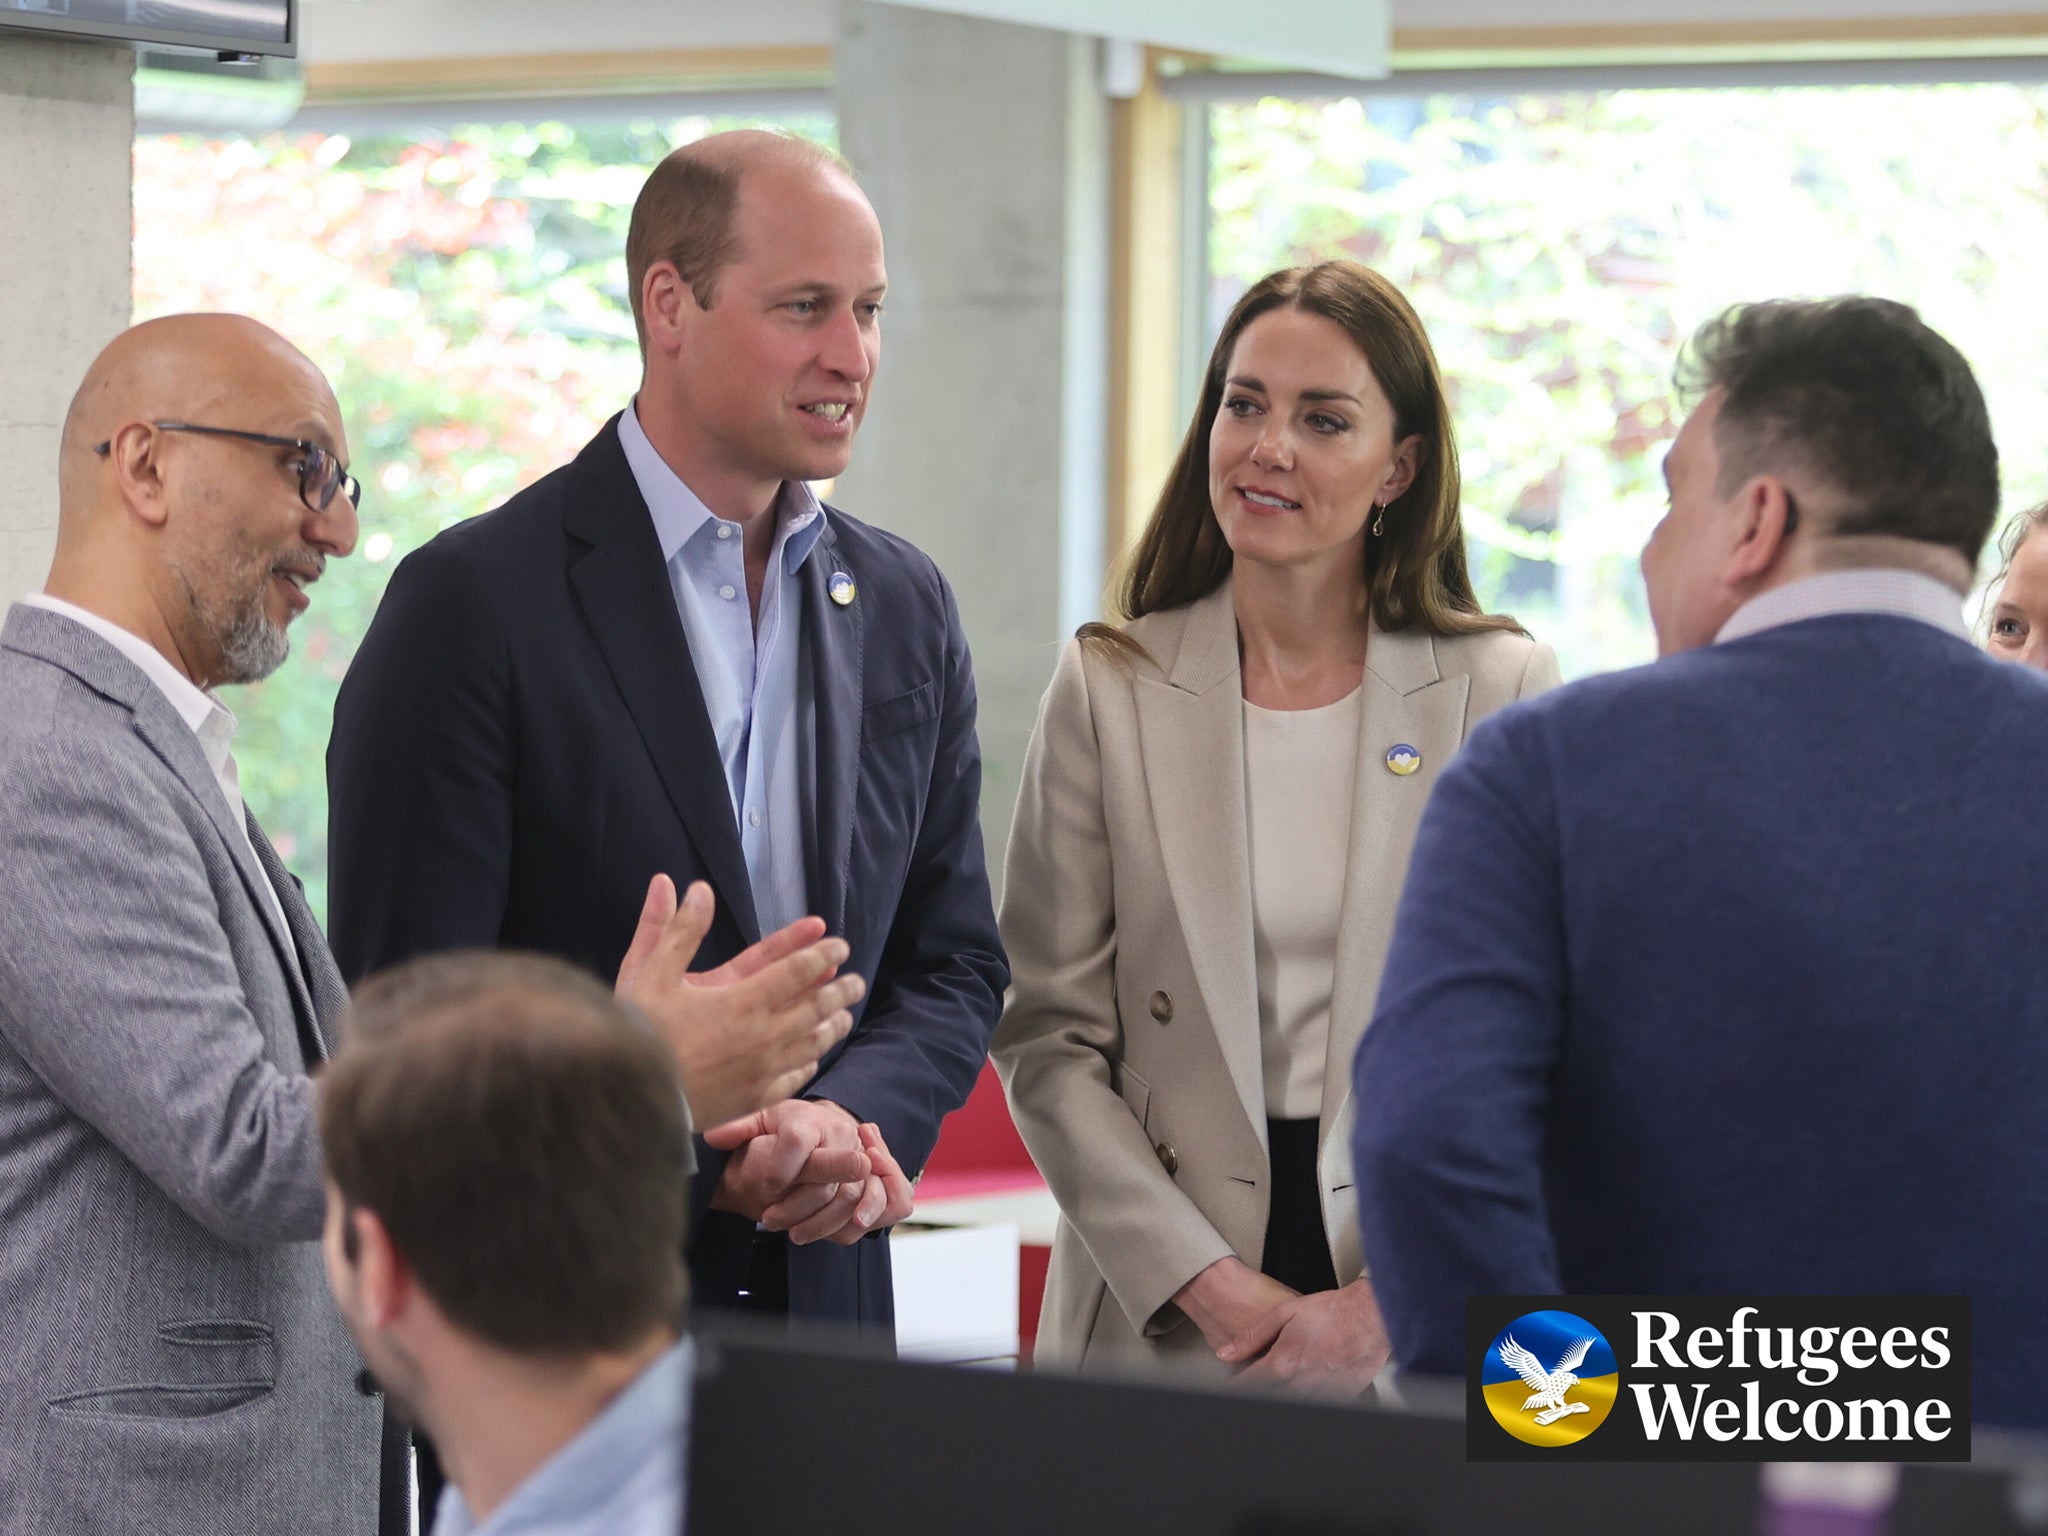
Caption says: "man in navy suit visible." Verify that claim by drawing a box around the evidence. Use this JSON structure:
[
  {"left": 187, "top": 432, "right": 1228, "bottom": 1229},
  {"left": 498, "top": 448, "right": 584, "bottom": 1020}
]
[
  {"left": 328, "top": 131, "right": 1007, "bottom": 1340},
  {"left": 1352, "top": 297, "right": 2048, "bottom": 1429}
]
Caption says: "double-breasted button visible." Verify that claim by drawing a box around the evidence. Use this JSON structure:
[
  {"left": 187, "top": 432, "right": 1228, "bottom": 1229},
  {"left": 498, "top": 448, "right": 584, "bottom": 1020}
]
[
  {"left": 1148, "top": 990, "right": 1173, "bottom": 1024},
  {"left": 1155, "top": 1142, "right": 1179, "bottom": 1175}
]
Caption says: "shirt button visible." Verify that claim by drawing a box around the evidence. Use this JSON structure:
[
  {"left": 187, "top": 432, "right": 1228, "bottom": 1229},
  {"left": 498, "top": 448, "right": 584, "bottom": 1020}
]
[
  {"left": 748, "top": 810, "right": 763, "bottom": 828},
  {"left": 719, "top": 584, "right": 737, "bottom": 601},
  {"left": 715, "top": 523, "right": 734, "bottom": 539}
]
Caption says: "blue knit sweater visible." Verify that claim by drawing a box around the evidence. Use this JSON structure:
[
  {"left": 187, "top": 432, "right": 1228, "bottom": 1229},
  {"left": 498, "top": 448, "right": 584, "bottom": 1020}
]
[{"left": 1353, "top": 614, "right": 2048, "bottom": 1429}]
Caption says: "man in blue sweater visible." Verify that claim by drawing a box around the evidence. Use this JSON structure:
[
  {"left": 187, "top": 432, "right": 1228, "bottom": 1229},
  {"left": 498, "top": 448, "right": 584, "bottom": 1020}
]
[{"left": 1352, "top": 296, "right": 2048, "bottom": 1429}]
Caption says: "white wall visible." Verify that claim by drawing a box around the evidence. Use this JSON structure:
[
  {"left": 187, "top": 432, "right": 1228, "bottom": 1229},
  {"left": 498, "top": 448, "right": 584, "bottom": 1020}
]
[
  {"left": 298, "top": 0, "right": 2043, "bottom": 66},
  {"left": 299, "top": 0, "right": 836, "bottom": 63},
  {"left": 833, "top": 1, "right": 1109, "bottom": 891},
  {"left": 0, "top": 35, "right": 132, "bottom": 608}
]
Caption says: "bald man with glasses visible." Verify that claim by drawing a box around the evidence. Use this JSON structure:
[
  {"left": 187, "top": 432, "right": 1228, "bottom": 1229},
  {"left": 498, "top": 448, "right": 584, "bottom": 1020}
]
[{"left": 0, "top": 314, "right": 864, "bottom": 1535}]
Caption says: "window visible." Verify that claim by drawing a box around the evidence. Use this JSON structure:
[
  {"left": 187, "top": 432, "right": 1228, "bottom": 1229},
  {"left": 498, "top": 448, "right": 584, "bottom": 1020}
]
[
  {"left": 1207, "top": 84, "right": 2048, "bottom": 675},
  {"left": 134, "top": 110, "right": 833, "bottom": 919}
]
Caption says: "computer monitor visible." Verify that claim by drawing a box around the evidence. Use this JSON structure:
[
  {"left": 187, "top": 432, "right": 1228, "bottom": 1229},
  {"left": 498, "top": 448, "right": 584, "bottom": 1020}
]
[
  {"left": 687, "top": 1326, "right": 1760, "bottom": 1535},
  {"left": 688, "top": 1327, "right": 2048, "bottom": 1536},
  {"left": 0, "top": 1, "right": 294, "bottom": 58}
]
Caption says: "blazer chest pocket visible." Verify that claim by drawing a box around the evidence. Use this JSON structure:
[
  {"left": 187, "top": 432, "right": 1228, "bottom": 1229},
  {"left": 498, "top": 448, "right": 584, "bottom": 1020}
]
[
  {"left": 863, "top": 680, "right": 940, "bottom": 743},
  {"left": 49, "top": 1320, "right": 277, "bottom": 1422}
]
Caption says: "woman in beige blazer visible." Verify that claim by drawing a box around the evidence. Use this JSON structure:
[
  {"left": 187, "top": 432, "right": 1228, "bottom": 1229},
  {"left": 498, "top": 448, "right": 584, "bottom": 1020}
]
[{"left": 993, "top": 261, "right": 1559, "bottom": 1395}]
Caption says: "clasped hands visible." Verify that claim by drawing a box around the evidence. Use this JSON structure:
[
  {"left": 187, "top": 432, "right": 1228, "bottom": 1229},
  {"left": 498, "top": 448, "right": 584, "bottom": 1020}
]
[
  {"left": 611, "top": 874, "right": 914, "bottom": 1244},
  {"left": 704, "top": 1098, "right": 914, "bottom": 1245},
  {"left": 1174, "top": 1256, "right": 1391, "bottom": 1399}
]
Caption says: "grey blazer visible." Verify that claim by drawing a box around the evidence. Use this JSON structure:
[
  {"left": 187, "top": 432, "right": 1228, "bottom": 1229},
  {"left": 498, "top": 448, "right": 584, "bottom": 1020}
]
[
  {"left": 0, "top": 605, "right": 380, "bottom": 1535},
  {"left": 993, "top": 581, "right": 1560, "bottom": 1374}
]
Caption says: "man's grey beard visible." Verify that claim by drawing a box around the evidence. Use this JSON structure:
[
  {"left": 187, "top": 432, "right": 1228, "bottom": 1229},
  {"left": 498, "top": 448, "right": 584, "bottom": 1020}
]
[
  {"left": 215, "top": 600, "right": 290, "bottom": 685},
  {"left": 174, "top": 562, "right": 290, "bottom": 685}
]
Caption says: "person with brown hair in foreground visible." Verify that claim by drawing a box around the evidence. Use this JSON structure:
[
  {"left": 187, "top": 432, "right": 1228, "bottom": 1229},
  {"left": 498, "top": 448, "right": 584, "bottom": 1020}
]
[{"left": 322, "top": 951, "right": 912, "bottom": 1535}]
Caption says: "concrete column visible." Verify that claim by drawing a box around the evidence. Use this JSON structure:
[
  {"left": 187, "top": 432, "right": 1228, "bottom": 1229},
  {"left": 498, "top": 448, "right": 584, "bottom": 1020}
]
[
  {"left": 833, "top": 1, "right": 1109, "bottom": 893},
  {"left": 0, "top": 36, "right": 133, "bottom": 606}
]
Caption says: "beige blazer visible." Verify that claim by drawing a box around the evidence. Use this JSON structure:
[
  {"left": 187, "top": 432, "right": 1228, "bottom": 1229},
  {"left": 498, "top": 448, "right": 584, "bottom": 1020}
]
[{"left": 992, "top": 580, "right": 1560, "bottom": 1374}]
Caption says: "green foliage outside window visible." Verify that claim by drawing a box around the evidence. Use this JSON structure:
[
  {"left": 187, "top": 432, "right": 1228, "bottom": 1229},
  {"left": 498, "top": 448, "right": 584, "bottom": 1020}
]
[
  {"left": 1208, "top": 86, "right": 2048, "bottom": 677},
  {"left": 137, "top": 85, "right": 2048, "bottom": 910}
]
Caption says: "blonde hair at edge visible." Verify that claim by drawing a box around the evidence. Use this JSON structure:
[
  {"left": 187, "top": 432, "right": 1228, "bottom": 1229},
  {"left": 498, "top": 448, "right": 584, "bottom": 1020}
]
[{"left": 1984, "top": 501, "right": 2048, "bottom": 666}]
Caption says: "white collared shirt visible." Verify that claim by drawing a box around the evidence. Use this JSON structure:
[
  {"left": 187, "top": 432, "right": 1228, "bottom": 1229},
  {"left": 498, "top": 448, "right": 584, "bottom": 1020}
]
[
  {"left": 19, "top": 593, "right": 293, "bottom": 941},
  {"left": 1715, "top": 568, "right": 1970, "bottom": 646}
]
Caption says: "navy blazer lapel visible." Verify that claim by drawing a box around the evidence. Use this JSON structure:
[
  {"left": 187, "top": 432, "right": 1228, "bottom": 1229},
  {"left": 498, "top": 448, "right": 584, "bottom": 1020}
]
[
  {"left": 562, "top": 419, "right": 761, "bottom": 944},
  {"left": 801, "top": 517, "right": 863, "bottom": 939}
]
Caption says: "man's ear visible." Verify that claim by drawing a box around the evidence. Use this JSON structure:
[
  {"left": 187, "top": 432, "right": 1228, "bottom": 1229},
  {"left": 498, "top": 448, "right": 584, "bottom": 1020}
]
[
  {"left": 641, "top": 261, "right": 698, "bottom": 356},
  {"left": 351, "top": 1207, "right": 414, "bottom": 1330},
  {"left": 1727, "top": 475, "right": 1797, "bottom": 585},
  {"left": 107, "top": 422, "right": 173, "bottom": 530}
]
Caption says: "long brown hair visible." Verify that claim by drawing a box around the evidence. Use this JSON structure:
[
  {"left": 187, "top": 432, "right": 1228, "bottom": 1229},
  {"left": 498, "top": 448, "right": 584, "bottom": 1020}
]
[{"left": 1084, "top": 261, "right": 1519, "bottom": 659}]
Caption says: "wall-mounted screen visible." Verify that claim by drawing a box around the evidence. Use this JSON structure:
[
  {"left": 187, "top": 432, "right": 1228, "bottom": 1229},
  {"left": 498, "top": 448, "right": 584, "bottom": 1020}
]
[{"left": 0, "top": 0, "right": 292, "bottom": 56}]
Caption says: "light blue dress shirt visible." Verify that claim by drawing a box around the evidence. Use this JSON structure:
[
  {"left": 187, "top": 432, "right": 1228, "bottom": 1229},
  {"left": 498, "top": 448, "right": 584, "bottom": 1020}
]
[
  {"left": 618, "top": 401, "right": 824, "bottom": 936},
  {"left": 433, "top": 1338, "right": 693, "bottom": 1536}
]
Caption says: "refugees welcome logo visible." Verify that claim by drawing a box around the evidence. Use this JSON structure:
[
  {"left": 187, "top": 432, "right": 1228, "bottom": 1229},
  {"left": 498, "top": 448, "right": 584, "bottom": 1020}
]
[
  {"left": 1481, "top": 1311, "right": 1618, "bottom": 1446},
  {"left": 1466, "top": 1296, "right": 1969, "bottom": 1462}
]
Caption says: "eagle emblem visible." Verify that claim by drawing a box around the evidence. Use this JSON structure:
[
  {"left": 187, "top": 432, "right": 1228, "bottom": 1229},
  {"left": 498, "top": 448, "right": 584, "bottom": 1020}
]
[{"left": 1499, "top": 1332, "right": 1596, "bottom": 1426}]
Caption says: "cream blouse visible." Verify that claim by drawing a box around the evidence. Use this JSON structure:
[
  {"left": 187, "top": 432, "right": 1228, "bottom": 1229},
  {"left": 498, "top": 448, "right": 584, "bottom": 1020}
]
[{"left": 1242, "top": 687, "right": 1360, "bottom": 1120}]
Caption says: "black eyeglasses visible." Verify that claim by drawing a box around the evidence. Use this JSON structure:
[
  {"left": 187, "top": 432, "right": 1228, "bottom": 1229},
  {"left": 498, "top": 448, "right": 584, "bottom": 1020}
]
[{"left": 93, "top": 421, "right": 362, "bottom": 514}]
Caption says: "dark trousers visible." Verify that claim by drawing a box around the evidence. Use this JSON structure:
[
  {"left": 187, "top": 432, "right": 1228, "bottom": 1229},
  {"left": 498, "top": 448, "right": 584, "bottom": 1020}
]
[
  {"left": 1260, "top": 1117, "right": 1339, "bottom": 1296},
  {"left": 380, "top": 1406, "right": 415, "bottom": 1536},
  {"left": 736, "top": 1230, "right": 793, "bottom": 1313}
]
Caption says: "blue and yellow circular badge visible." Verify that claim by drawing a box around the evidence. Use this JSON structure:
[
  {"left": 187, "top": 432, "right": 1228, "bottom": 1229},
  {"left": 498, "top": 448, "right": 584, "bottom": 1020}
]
[{"left": 1481, "top": 1310, "right": 1619, "bottom": 1447}]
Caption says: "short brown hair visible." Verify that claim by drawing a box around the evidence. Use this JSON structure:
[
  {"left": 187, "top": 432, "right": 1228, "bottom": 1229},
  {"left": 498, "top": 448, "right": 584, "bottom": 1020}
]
[
  {"left": 624, "top": 132, "right": 853, "bottom": 347},
  {"left": 1088, "top": 261, "right": 1520, "bottom": 653},
  {"left": 318, "top": 952, "right": 690, "bottom": 1353}
]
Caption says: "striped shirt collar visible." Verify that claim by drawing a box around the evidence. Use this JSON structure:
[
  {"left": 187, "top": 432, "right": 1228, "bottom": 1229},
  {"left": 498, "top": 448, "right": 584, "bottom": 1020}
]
[{"left": 1715, "top": 569, "right": 1970, "bottom": 646}]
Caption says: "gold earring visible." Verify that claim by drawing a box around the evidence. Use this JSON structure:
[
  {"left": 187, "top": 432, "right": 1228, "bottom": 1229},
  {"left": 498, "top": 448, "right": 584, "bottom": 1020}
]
[{"left": 1372, "top": 502, "right": 1386, "bottom": 537}]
